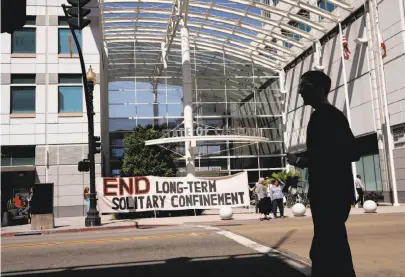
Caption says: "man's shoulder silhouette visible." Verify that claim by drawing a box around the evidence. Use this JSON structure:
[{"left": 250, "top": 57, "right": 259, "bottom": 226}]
[{"left": 312, "top": 104, "right": 349, "bottom": 128}]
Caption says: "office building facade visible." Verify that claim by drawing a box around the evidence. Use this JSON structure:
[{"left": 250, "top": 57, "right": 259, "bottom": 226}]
[{"left": 0, "top": 0, "right": 107, "bottom": 217}]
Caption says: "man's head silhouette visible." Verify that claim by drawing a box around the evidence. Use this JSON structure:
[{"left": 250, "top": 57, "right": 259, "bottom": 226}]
[{"left": 298, "top": 70, "right": 331, "bottom": 109}]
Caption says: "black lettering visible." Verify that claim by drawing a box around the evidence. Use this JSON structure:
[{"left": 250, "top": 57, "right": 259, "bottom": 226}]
[
  {"left": 138, "top": 196, "right": 144, "bottom": 209},
  {"left": 198, "top": 195, "right": 203, "bottom": 206},
  {"left": 194, "top": 181, "right": 201, "bottom": 193},
  {"left": 146, "top": 196, "right": 153, "bottom": 209},
  {"left": 209, "top": 181, "right": 216, "bottom": 192},
  {"left": 152, "top": 195, "right": 159, "bottom": 208},
  {"left": 162, "top": 181, "right": 169, "bottom": 193},
  {"left": 112, "top": 197, "right": 120, "bottom": 210},
  {"left": 211, "top": 194, "right": 218, "bottom": 206},
  {"left": 156, "top": 181, "right": 162, "bottom": 193},
  {"left": 185, "top": 195, "right": 193, "bottom": 207},
  {"left": 201, "top": 181, "right": 208, "bottom": 192},
  {"left": 203, "top": 194, "right": 210, "bottom": 206},
  {"left": 159, "top": 195, "right": 166, "bottom": 208},
  {"left": 231, "top": 192, "right": 238, "bottom": 204},
  {"left": 225, "top": 193, "right": 232, "bottom": 205},
  {"left": 169, "top": 181, "right": 177, "bottom": 193},
  {"left": 178, "top": 195, "right": 185, "bottom": 207},
  {"left": 126, "top": 197, "right": 135, "bottom": 209},
  {"left": 238, "top": 192, "right": 245, "bottom": 204},
  {"left": 119, "top": 197, "right": 126, "bottom": 210},
  {"left": 133, "top": 196, "right": 138, "bottom": 209},
  {"left": 187, "top": 181, "right": 194, "bottom": 192},
  {"left": 177, "top": 182, "right": 184, "bottom": 193},
  {"left": 193, "top": 195, "right": 199, "bottom": 206},
  {"left": 171, "top": 196, "right": 178, "bottom": 208},
  {"left": 218, "top": 193, "right": 225, "bottom": 205}
]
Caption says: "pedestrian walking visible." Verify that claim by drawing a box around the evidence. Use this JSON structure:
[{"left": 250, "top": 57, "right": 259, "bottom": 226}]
[
  {"left": 355, "top": 174, "right": 366, "bottom": 207},
  {"left": 287, "top": 70, "right": 359, "bottom": 277}
]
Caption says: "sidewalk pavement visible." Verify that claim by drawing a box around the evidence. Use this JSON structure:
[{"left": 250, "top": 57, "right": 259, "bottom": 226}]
[{"left": 2, "top": 205, "right": 405, "bottom": 237}]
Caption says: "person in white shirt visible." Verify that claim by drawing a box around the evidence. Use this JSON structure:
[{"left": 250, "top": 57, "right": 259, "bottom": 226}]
[
  {"left": 269, "top": 179, "right": 286, "bottom": 219},
  {"left": 354, "top": 174, "right": 366, "bottom": 207}
]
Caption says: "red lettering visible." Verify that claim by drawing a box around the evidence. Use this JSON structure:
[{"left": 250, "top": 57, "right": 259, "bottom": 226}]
[
  {"left": 104, "top": 177, "right": 150, "bottom": 196},
  {"left": 103, "top": 178, "right": 118, "bottom": 196},
  {"left": 119, "top": 178, "right": 133, "bottom": 196},
  {"left": 135, "top": 177, "right": 150, "bottom": 195}
]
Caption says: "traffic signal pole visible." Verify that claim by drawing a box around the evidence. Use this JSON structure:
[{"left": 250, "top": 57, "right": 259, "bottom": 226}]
[
  {"left": 62, "top": 2, "right": 101, "bottom": 226},
  {"left": 84, "top": 80, "right": 101, "bottom": 226}
]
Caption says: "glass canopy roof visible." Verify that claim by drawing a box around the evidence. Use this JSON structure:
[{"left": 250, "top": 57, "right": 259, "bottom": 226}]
[{"left": 101, "top": 0, "right": 353, "bottom": 90}]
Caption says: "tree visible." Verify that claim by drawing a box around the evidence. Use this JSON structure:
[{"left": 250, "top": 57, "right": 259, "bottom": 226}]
[
  {"left": 268, "top": 169, "right": 303, "bottom": 184},
  {"left": 122, "top": 125, "right": 179, "bottom": 177}
]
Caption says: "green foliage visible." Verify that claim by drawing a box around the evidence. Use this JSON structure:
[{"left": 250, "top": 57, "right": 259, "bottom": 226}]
[
  {"left": 122, "top": 125, "right": 179, "bottom": 177},
  {"left": 364, "top": 191, "right": 384, "bottom": 203},
  {"left": 268, "top": 169, "right": 303, "bottom": 183}
]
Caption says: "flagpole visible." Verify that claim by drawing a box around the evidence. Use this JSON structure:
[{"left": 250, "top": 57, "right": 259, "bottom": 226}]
[
  {"left": 372, "top": 0, "right": 400, "bottom": 206},
  {"left": 338, "top": 19, "right": 359, "bottom": 204}
]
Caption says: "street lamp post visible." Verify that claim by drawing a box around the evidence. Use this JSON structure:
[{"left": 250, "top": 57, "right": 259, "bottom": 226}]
[
  {"left": 61, "top": 2, "right": 101, "bottom": 226},
  {"left": 85, "top": 66, "right": 101, "bottom": 227}
]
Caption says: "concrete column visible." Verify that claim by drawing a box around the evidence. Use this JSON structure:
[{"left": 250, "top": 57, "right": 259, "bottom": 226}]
[{"left": 181, "top": 27, "right": 195, "bottom": 177}]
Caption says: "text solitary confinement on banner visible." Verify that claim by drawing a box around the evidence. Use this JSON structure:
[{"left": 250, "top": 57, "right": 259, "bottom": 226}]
[{"left": 96, "top": 172, "right": 249, "bottom": 213}]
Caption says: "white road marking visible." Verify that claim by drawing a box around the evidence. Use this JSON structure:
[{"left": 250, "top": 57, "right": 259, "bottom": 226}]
[
  {"left": 216, "top": 230, "right": 311, "bottom": 276},
  {"left": 186, "top": 223, "right": 311, "bottom": 275},
  {"left": 194, "top": 225, "right": 220, "bottom": 231}
]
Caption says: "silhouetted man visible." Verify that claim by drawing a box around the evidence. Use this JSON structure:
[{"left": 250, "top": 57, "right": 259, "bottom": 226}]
[{"left": 287, "top": 71, "right": 359, "bottom": 277}]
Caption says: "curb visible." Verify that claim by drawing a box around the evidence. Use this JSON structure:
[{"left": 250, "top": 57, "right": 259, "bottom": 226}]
[{"left": 1, "top": 223, "right": 175, "bottom": 237}]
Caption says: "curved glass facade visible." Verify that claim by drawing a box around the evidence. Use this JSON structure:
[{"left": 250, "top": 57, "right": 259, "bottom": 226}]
[{"left": 108, "top": 49, "right": 285, "bottom": 183}]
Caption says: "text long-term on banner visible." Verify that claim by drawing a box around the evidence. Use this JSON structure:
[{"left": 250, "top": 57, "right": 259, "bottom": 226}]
[{"left": 96, "top": 172, "right": 249, "bottom": 213}]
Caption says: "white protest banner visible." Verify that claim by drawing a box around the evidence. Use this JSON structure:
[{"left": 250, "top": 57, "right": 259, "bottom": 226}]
[{"left": 96, "top": 172, "right": 249, "bottom": 213}]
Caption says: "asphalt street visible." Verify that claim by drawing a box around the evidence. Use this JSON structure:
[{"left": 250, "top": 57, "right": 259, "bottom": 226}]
[
  {"left": 1, "top": 225, "right": 308, "bottom": 277},
  {"left": 220, "top": 213, "right": 405, "bottom": 277}
]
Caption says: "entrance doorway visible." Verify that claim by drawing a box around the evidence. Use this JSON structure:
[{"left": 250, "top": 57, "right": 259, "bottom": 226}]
[{"left": 1, "top": 171, "right": 35, "bottom": 221}]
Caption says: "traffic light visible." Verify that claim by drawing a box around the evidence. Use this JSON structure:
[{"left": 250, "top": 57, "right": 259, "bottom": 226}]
[
  {"left": 65, "top": 0, "right": 91, "bottom": 30},
  {"left": 78, "top": 159, "right": 90, "bottom": 172},
  {"left": 1, "top": 0, "right": 27, "bottom": 34},
  {"left": 93, "top": 136, "right": 101, "bottom": 154}
]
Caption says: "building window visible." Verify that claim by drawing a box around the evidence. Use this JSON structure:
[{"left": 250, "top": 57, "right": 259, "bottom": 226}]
[
  {"left": 273, "top": 0, "right": 279, "bottom": 6},
  {"left": 111, "top": 169, "right": 121, "bottom": 177},
  {"left": 1, "top": 146, "right": 36, "bottom": 166},
  {"left": 282, "top": 10, "right": 311, "bottom": 49},
  {"left": 111, "top": 148, "right": 124, "bottom": 159},
  {"left": 58, "top": 74, "right": 83, "bottom": 114},
  {"left": 319, "top": 0, "right": 336, "bottom": 12},
  {"left": 282, "top": 30, "right": 300, "bottom": 49},
  {"left": 58, "top": 17, "right": 82, "bottom": 55},
  {"left": 10, "top": 74, "right": 36, "bottom": 114},
  {"left": 318, "top": 0, "right": 336, "bottom": 20},
  {"left": 11, "top": 16, "right": 36, "bottom": 54},
  {"left": 355, "top": 154, "right": 382, "bottom": 191}
]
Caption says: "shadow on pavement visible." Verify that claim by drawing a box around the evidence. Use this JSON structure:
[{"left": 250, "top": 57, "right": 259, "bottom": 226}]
[
  {"left": 2, "top": 253, "right": 310, "bottom": 277},
  {"left": 272, "top": 229, "right": 297, "bottom": 249}
]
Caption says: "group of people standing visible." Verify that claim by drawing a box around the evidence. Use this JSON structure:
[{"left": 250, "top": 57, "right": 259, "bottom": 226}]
[{"left": 250, "top": 177, "right": 286, "bottom": 221}]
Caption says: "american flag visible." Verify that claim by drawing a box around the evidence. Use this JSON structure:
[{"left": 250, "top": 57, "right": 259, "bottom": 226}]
[{"left": 342, "top": 35, "right": 351, "bottom": 60}]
